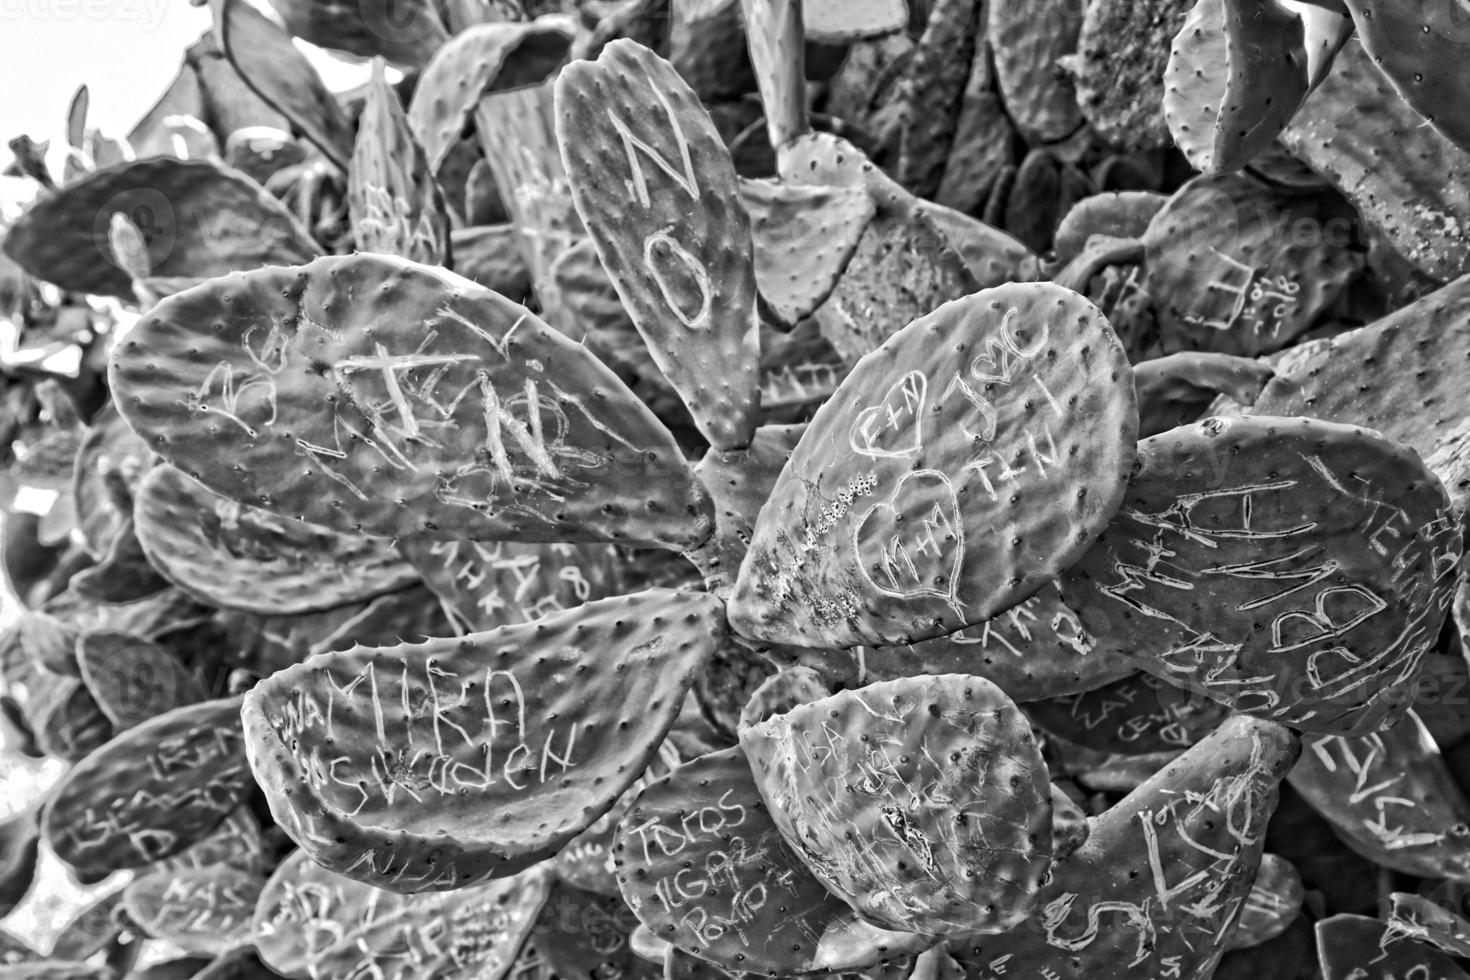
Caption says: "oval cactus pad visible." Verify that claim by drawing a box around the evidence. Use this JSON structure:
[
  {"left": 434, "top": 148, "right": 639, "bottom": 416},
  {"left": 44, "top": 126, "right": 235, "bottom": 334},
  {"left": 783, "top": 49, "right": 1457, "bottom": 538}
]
[
  {"left": 613, "top": 746, "right": 932, "bottom": 976},
  {"left": 135, "top": 464, "right": 418, "bottom": 615},
  {"left": 75, "top": 629, "right": 205, "bottom": 730},
  {"left": 740, "top": 674, "right": 1054, "bottom": 936},
  {"left": 242, "top": 589, "right": 723, "bottom": 891},
  {"left": 556, "top": 39, "right": 761, "bottom": 451},
  {"left": 253, "top": 848, "right": 551, "bottom": 980},
  {"left": 1061, "top": 415, "right": 1461, "bottom": 735},
  {"left": 109, "top": 253, "right": 711, "bottom": 549},
  {"left": 43, "top": 698, "right": 252, "bottom": 882},
  {"left": 729, "top": 282, "right": 1138, "bottom": 648},
  {"left": 122, "top": 866, "right": 263, "bottom": 955}
]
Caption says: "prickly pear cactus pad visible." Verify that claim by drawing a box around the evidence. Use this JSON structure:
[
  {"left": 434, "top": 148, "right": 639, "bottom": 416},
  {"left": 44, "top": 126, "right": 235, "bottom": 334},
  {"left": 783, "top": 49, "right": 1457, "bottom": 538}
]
[
  {"left": 42, "top": 697, "right": 252, "bottom": 883},
  {"left": 555, "top": 40, "right": 761, "bottom": 452},
  {"left": 108, "top": 253, "right": 713, "bottom": 549},
  {"left": 612, "top": 746, "right": 933, "bottom": 975},
  {"left": 134, "top": 464, "right": 419, "bottom": 615},
  {"left": 739, "top": 180, "right": 874, "bottom": 327},
  {"left": 253, "top": 848, "right": 552, "bottom": 980},
  {"left": 1023, "top": 670, "right": 1233, "bottom": 755},
  {"left": 242, "top": 589, "right": 723, "bottom": 891},
  {"left": 1316, "top": 914, "right": 1470, "bottom": 980},
  {"left": 953, "top": 715, "right": 1299, "bottom": 980},
  {"left": 75, "top": 629, "right": 205, "bottom": 729},
  {"left": 728, "top": 282, "right": 1138, "bottom": 648},
  {"left": 0, "top": 157, "right": 316, "bottom": 299},
  {"left": 121, "top": 866, "right": 264, "bottom": 955},
  {"left": 740, "top": 675, "right": 1054, "bottom": 936},
  {"left": 1061, "top": 415, "right": 1460, "bottom": 736}
]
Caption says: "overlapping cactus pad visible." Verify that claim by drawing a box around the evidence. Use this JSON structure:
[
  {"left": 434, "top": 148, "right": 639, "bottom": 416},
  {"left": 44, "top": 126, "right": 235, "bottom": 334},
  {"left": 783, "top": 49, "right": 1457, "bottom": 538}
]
[{"left": 6, "top": 5, "right": 1470, "bottom": 980}]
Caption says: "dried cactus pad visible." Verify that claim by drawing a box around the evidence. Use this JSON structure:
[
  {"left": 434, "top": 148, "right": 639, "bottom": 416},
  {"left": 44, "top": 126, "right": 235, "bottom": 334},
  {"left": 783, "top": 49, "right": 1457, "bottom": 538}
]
[
  {"left": 740, "top": 675, "right": 1054, "bottom": 935},
  {"left": 109, "top": 253, "right": 712, "bottom": 549},
  {"left": 729, "top": 282, "right": 1138, "bottom": 648},
  {"left": 0, "top": 157, "right": 315, "bottom": 299},
  {"left": 43, "top": 698, "right": 252, "bottom": 883},
  {"left": 556, "top": 39, "right": 760, "bottom": 452},
  {"left": 121, "top": 866, "right": 263, "bottom": 955},
  {"left": 1061, "top": 415, "right": 1460, "bottom": 736},
  {"left": 253, "top": 848, "right": 551, "bottom": 980},
  {"left": 953, "top": 715, "right": 1299, "bottom": 980},
  {"left": 613, "top": 746, "right": 933, "bottom": 976},
  {"left": 133, "top": 464, "right": 419, "bottom": 615},
  {"left": 242, "top": 589, "right": 723, "bottom": 892}
]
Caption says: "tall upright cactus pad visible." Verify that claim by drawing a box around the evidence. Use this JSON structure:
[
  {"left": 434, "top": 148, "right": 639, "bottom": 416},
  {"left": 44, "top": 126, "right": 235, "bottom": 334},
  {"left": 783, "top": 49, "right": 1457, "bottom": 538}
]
[
  {"left": 1287, "top": 711, "right": 1470, "bottom": 879},
  {"left": 988, "top": 0, "right": 1085, "bottom": 143},
  {"left": 109, "top": 253, "right": 713, "bottom": 550},
  {"left": 253, "top": 849, "right": 551, "bottom": 980},
  {"left": 121, "top": 866, "right": 263, "bottom": 955},
  {"left": 348, "top": 61, "right": 450, "bottom": 266},
  {"left": 1, "top": 157, "right": 316, "bottom": 299},
  {"left": 1251, "top": 275, "right": 1470, "bottom": 458},
  {"left": 1163, "top": 0, "right": 1308, "bottom": 174},
  {"left": 397, "top": 538, "right": 624, "bottom": 631},
  {"left": 738, "top": 0, "right": 807, "bottom": 151},
  {"left": 953, "top": 715, "right": 1299, "bottom": 980},
  {"left": 133, "top": 464, "right": 419, "bottom": 616},
  {"left": 1142, "top": 173, "right": 1362, "bottom": 357},
  {"left": 1062, "top": 416, "right": 1459, "bottom": 736},
  {"left": 861, "top": 582, "right": 1136, "bottom": 702},
  {"left": 729, "top": 283, "right": 1137, "bottom": 648},
  {"left": 612, "top": 746, "right": 933, "bottom": 976},
  {"left": 739, "top": 180, "right": 873, "bottom": 328},
  {"left": 556, "top": 40, "right": 761, "bottom": 451},
  {"left": 741, "top": 675, "right": 1054, "bottom": 935},
  {"left": 42, "top": 698, "right": 252, "bottom": 882},
  {"left": 1278, "top": 39, "right": 1470, "bottom": 281},
  {"left": 1342, "top": 0, "right": 1470, "bottom": 155},
  {"left": 1316, "top": 914, "right": 1470, "bottom": 980},
  {"left": 210, "top": 0, "right": 355, "bottom": 171},
  {"left": 242, "top": 589, "right": 723, "bottom": 891}
]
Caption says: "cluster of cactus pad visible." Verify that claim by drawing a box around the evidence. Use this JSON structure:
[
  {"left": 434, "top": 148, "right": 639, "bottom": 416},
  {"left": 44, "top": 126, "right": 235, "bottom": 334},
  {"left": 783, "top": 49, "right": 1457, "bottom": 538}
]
[{"left": 9, "top": 0, "right": 1470, "bottom": 978}]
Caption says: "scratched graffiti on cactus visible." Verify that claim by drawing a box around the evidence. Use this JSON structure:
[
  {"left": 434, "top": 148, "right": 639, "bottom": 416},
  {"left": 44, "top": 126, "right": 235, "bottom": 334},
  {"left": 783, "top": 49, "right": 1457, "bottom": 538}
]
[{"left": 411, "top": 539, "right": 614, "bottom": 628}]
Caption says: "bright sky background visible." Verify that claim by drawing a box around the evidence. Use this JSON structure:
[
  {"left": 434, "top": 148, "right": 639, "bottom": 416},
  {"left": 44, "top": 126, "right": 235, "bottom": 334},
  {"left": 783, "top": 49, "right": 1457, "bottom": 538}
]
[{"left": 0, "top": 0, "right": 373, "bottom": 177}]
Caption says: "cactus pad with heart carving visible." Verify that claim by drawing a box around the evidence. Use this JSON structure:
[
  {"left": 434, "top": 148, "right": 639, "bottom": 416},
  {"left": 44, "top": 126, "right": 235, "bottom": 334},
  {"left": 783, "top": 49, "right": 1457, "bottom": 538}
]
[
  {"left": 1062, "top": 415, "right": 1459, "bottom": 735},
  {"left": 729, "top": 282, "right": 1138, "bottom": 648},
  {"left": 740, "top": 674, "right": 1054, "bottom": 935},
  {"left": 556, "top": 39, "right": 760, "bottom": 451},
  {"left": 109, "top": 252, "right": 712, "bottom": 549},
  {"left": 613, "top": 745, "right": 933, "bottom": 976},
  {"left": 242, "top": 589, "right": 722, "bottom": 891}
]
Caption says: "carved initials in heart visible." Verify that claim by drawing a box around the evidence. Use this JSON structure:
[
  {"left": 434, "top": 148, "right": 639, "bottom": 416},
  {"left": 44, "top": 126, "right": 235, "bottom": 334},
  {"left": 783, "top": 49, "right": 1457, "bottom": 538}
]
[
  {"left": 854, "top": 469, "right": 964, "bottom": 611},
  {"left": 849, "top": 371, "right": 926, "bottom": 459}
]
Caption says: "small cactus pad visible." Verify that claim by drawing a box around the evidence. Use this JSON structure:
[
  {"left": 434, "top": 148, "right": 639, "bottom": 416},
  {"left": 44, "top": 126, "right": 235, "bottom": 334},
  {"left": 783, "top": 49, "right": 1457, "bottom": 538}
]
[
  {"left": 613, "top": 746, "right": 933, "bottom": 975},
  {"left": 133, "top": 464, "right": 419, "bottom": 615},
  {"left": 253, "top": 848, "right": 551, "bottom": 980},
  {"left": 348, "top": 60, "right": 450, "bottom": 265},
  {"left": 739, "top": 180, "right": 873, "bottom": 327},
  {"left": 1163, "top": 0, "right": 1308, "bottom": 174},
  {"left": 397, "top": 538, "right": 624, "bottom": 631},
  {"left": 1052, "top": 191, "right": 1167, "bottom": 267},
  {"left": 121, "top": 866, "right": 263, "bottom": 955},
  {"left": 736, "top": 665, "right": 828, "bottom": 732},
  {"left": 1385, "top": 892, "right": 1470, "bottom": 958},
  {"left": 556, "top": 40, "right": 761, "bottom": 451},
  {"left": 42, "top": 697, "right": 251, "bottom": 882},
  {"left": 801, "top": 0, "right": 907, "bottom": 40},
  {"left": 75, "top": 630, "right": 204, "bottom": 730},
  {"left": 1316, "top": 914, "right": 1470, "bottom": 980},
  {"left": 987, "top": 0, "right": 1084, "bottom": 143},
  {"left": 953, "top": 715, "right": 1300, "bottom": 980},
  {"left": 729, "top": 282, "right": 1138, "bottom": 648},
  {"left": 1224, "top": 853, "right": 1303, "bottom": 950},
  {"left": 740, "top": 675, "right": 1054, "bottom": 935},
  {"left": 242, "top": 589, "right": 723, "bottom": 891},
  {"left": 861, "top": 581, "right": 1136, "bottom": 702},
  {"left": 1061, "top": 415, "right": 1460, "bottom": 735},
  {"left": 1141, "top": 173, "right": 1362, "bottom": 357},
  {"left": 1, "top": 157, "right": 315, "bottom": 299},
  {"left": 109, "top": 253, "right": 713, "bottom": 549},
  {"left": 1287, "top": 711, "right": 1470, "bottom": 879}
]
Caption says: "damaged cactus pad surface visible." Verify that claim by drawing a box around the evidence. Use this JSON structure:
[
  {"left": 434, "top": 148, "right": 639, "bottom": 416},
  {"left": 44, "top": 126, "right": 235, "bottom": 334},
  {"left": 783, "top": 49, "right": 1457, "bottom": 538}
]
[{"left": 9, "top": 6, "right": 1470, "bottom": 980}]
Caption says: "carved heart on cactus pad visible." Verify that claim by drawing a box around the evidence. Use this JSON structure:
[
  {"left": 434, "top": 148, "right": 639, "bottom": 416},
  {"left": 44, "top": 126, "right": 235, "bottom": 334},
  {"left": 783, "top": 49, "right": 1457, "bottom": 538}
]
[{"left": 854, "top": 469, "right": 964, "bottom": 610}]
